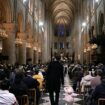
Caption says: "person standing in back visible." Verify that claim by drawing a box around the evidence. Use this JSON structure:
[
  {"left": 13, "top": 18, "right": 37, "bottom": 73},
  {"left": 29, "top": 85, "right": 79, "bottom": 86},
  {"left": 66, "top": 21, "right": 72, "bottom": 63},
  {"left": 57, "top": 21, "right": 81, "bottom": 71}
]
[{"left": 46, "top": 56, "right": 64, "bottom": 105}]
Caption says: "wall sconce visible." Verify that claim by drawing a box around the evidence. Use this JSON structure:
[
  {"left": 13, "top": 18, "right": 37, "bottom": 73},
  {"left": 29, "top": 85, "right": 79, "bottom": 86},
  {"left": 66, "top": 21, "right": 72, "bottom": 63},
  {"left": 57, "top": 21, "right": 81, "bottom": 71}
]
[
  {"left": 15, "top": 38, "right": 23, "bottom": 46},
  {"left": 95, "top": 0, "right": 99, "bottom": 3},
  {"left": 38, "top": 48, "right": 41, "bottom": 53},
  {"left": 82, "top": 22, "right": 86, "bottom": 27},
  {"left": 33, "top": 46, "right": 37, "bottom": 51},
  {"left": 91, "top": 44, "right": 98, "bottom": 49},
  {"left": 0, "top": 28, "right": 8, "bottom": 38},
  {"left": 39, "top": 21, "right": 44, "bottom": 27},
  {"left": 87, "top": 46, "right": 91, "bottom": 52},
  {"left": 84, "top": 48, "right": 87, "bottom": 53},
  {"left": 0, "top": 47, "right": 2, "bottom": 53},
  {"left": 26, "top": 42, "right": 32, "bottom": 48}
]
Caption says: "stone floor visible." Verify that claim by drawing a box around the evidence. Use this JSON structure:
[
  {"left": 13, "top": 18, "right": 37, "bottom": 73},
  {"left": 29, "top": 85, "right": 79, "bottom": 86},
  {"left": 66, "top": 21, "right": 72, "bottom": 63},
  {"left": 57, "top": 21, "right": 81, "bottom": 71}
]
[{"left": 39, "top": 74, "right": 83, "bottom": 105}]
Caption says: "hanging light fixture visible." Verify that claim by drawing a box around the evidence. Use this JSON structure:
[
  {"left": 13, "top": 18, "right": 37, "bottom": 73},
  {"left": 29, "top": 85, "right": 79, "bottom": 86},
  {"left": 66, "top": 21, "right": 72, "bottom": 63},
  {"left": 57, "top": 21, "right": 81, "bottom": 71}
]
[
  {"left": 15, "top": 38, "right": 23, "bottom": 45},
  {"left": 38, "top": 48, "right": 41, "bottom": 53},
  {"left": 26, "top": 42, "right": 32, "bottom": 48},
  {"left": 91, "top": 44, "right": 98, "bottom": 49},
  {"left": 33, "top": 46, "right": 37, "bottom": 51},
  {"left": 84, "top": 48, "right": 87, "bottom": 53},
  {"left": 0, "top": 28, "right": 8, "bottom": 38}
]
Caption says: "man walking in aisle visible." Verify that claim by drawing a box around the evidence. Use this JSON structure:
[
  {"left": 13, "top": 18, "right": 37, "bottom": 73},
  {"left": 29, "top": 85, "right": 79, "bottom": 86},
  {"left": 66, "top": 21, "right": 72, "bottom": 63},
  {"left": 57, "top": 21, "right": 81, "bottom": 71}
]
[{"left": 46, "top": 55, "right": 64, "bottom": 105}]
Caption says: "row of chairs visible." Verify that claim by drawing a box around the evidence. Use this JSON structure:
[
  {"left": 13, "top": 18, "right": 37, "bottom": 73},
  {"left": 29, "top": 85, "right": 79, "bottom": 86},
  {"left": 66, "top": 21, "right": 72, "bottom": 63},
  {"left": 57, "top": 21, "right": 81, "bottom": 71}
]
[
  {"left": 16, "top": 89, "right": 36, "bottom": 105},
  {"left": 98, "top": 98, "right": 105, "bottom": 105},
  {"left": 83, "top": 85, "right": 105, "bottom": 105}
]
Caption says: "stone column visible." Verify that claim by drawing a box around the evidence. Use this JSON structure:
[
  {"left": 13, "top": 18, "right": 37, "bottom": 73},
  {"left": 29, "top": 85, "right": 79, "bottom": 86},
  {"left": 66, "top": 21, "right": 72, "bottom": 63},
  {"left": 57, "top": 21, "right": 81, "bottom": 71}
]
[
  {"left": 35, "top": 50, "right": 39, "bottom": 64},
  {"left": 17, "top": 32, "right": 26, "bottom": 64},
  {"left": 26, "top": 47, "right": 33, "bottom": 64},
  {"left": 18, "top": 42, "right": 26, "bottom": 64},
  {"left": 33, "top": 50, "right": 36, "bottom": 64},
  {"left": 3, "top": 23, "right": 16, "bottom": 64}
]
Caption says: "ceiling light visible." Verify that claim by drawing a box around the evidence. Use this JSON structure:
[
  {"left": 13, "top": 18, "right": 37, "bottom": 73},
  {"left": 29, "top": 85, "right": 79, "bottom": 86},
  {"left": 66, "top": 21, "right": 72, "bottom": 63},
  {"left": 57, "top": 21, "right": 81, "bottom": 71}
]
[
  {"left": 95, "top": 0, "right": 99, "bottom": 2},
  {"left": 39, "top": 22, "right": 44, "bottom": 26},
  {"left": 23, "top": 0, "right": 27, "bottom": 3},
  {"left": 82, "top": 22, "right": 86, "bottom": 27}
]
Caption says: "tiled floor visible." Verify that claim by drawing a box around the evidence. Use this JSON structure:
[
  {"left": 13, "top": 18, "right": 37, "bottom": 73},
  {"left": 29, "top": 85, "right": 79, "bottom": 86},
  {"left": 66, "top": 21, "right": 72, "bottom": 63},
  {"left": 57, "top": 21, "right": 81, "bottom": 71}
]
[{"left": 39, "top": 74, "right": 83, "bottom": 105}]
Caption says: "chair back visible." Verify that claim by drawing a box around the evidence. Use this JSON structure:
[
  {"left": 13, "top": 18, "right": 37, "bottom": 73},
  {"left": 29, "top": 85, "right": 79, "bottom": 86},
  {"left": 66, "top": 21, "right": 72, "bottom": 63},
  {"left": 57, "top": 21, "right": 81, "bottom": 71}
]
[
  {"left": 98, "top": 98, "right": 105, "bottom": 105},
  {"left": 16, "top": 95, "right": 29, "bottom": 105},
  {"left": 84, "top": 85, "right": 91, "bottom": 93},
  {"left": 28, "top": 88, "right": 36, "bottom": 105}
]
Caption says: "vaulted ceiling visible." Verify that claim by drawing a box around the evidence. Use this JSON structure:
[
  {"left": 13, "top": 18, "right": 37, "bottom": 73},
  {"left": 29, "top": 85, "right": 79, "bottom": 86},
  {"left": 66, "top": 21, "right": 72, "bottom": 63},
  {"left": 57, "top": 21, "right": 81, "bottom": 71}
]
[{"left": 45, "top": 0, "right": 74, "bottom": 25}]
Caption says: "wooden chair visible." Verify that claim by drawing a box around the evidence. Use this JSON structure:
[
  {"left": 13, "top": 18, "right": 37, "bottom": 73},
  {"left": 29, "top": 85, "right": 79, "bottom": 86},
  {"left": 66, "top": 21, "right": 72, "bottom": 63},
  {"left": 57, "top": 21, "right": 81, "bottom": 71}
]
[
  {"left": 83, "top": 85, "right": 91, "bottom": 104},
  {"left": 16, "top": 95, "right": 29, "bottom": 105},
  {"left": 28, "top": 88, "right": 36, "bottom": 105},
  {"left": 98, "top": 98, "right": 105, "bottom": 105},
  {"left": 84, "top": 85, "right": 91, "bottom": 93}
]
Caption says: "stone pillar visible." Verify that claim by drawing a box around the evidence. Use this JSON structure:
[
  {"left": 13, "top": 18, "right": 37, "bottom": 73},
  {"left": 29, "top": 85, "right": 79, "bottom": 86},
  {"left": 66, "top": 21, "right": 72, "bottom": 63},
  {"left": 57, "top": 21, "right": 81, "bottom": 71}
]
[
  {"left": 18, "top": 42, "right": 26, "bottom": 64},
  {"left": 26, "top": 47, "right": 33, "bottom": 64},
  {"left": 33, "top": 50, "right": 36, "bottom": 64},
  {"left": 3, "top": 23, "right": 16, "bottom": 64},
  {"left": 16, "top": 32, "right": 26, "bottom": 64},
  {"left": 35, "top": 51, "right": 39, "bottom": 64}
]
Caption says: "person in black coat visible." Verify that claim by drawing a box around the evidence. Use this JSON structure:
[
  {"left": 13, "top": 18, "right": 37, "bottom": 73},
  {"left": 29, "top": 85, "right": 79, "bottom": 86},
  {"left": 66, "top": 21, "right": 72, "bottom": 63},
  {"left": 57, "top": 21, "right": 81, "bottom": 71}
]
[
  {"left": 23, "top": 71, "right": 40, "bottom": 105},
  {"left": 10, "top": 72, "right": 28, "bottom": 96},
  {"left": 91, "top": 76, "right": 105, "bottom": 105},
  {"left": 23, "top": 71, "right": 39, "bottom": 89},
  {"left": 46, "top": 56, "right": 64, "bottom": 105}
]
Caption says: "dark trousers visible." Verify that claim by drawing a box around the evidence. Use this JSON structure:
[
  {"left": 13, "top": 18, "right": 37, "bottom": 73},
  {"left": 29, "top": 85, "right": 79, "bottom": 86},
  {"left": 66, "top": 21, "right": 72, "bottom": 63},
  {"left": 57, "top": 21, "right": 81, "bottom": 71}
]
[{"left": 49, "top": 91, "right": 59, "bottom": 105}]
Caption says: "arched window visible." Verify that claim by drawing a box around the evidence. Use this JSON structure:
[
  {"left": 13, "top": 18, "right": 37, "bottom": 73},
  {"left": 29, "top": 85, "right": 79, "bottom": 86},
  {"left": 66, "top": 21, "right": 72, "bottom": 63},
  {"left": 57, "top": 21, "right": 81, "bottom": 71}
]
[
  {"left": 54, "top": 25, "right": 65, "bottom": 37},
  {"left": 59, "top": 42, "right": 64, "bottom": 49}
]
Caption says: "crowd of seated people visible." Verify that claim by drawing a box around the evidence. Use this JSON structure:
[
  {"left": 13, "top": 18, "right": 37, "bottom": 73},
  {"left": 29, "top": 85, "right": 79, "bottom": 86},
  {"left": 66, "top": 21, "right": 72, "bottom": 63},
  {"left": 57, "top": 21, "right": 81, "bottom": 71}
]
[
  {"left": 68, "top": 62, "right": 105, "bottom": 105},
  {"left": 0, "top": 62, "right": 105, "bottom": 105},
  {"left": 0, "top": 70, "right": 18, "bottom": 105},
  {"left": 0, "top": 63, "right": 48, "bottom": 105}
]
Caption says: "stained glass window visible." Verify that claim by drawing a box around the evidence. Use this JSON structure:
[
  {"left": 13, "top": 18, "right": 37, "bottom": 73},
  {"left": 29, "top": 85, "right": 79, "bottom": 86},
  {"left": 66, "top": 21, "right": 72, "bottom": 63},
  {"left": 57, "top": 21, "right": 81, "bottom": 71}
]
[
  {"left": 58, "top": 25, "right": 64, "bottom": 36},
  {"left": 60, "top": 42, "right": 64, "bottom": 49}
]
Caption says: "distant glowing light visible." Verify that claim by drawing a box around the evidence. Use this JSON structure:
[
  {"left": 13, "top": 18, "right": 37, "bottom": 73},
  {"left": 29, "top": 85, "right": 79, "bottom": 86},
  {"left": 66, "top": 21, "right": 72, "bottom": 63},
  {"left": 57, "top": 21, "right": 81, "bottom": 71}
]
[
  {"left": 82, "top": 22, "right": 86, "bottom": 27},
  {"left": 39, "top": 22, "right": 44, "bottom": 26},
  {"left": 95, "top": 0, "right": 99, "bottom": 2},
  {"left": 23, "top": 0, "right": 27, "bottom": 3}
]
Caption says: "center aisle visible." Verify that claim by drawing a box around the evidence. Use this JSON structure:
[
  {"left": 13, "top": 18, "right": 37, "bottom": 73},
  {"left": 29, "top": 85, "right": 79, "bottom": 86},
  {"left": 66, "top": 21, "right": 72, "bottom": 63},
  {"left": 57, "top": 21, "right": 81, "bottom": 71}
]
[{"left": 39, "top": 74, "right": 83, "bottom": 105}]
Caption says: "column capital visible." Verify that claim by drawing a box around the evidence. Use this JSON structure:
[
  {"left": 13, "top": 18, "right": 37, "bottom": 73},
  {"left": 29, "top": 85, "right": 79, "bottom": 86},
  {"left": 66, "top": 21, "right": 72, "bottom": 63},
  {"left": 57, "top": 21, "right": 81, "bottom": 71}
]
[{"left": 3, "top": 23, "right": 16, "bottom": 33}]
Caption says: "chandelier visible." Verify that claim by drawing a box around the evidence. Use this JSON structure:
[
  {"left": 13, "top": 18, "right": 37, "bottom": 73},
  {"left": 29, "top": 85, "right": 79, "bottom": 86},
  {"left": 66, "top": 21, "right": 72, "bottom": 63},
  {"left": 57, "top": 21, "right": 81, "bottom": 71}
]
[
  {"left": 91, "top": 44, "right": 98, "bottom": 49},
  {"left": 0, "top": 28, "right": 8, "bottom": 38},
  {"left": 15, "top": 38, "right": 23, "bottom": 45},
  {"left": 26, "top": 42, "right": 32, "bottom": 48},
  {"left": 33, "top": 46, "right": 37, "bottom": 51}
]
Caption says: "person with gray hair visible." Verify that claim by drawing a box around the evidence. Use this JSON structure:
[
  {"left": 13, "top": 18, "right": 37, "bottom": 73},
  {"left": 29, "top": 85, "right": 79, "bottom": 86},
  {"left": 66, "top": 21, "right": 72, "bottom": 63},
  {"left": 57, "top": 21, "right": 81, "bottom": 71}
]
[
  {"left": 91, "top": 69, "right": 102, "bottom": 89},
  {"left": 91, "top": 76, "right": 105, "bottom": 105}
]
